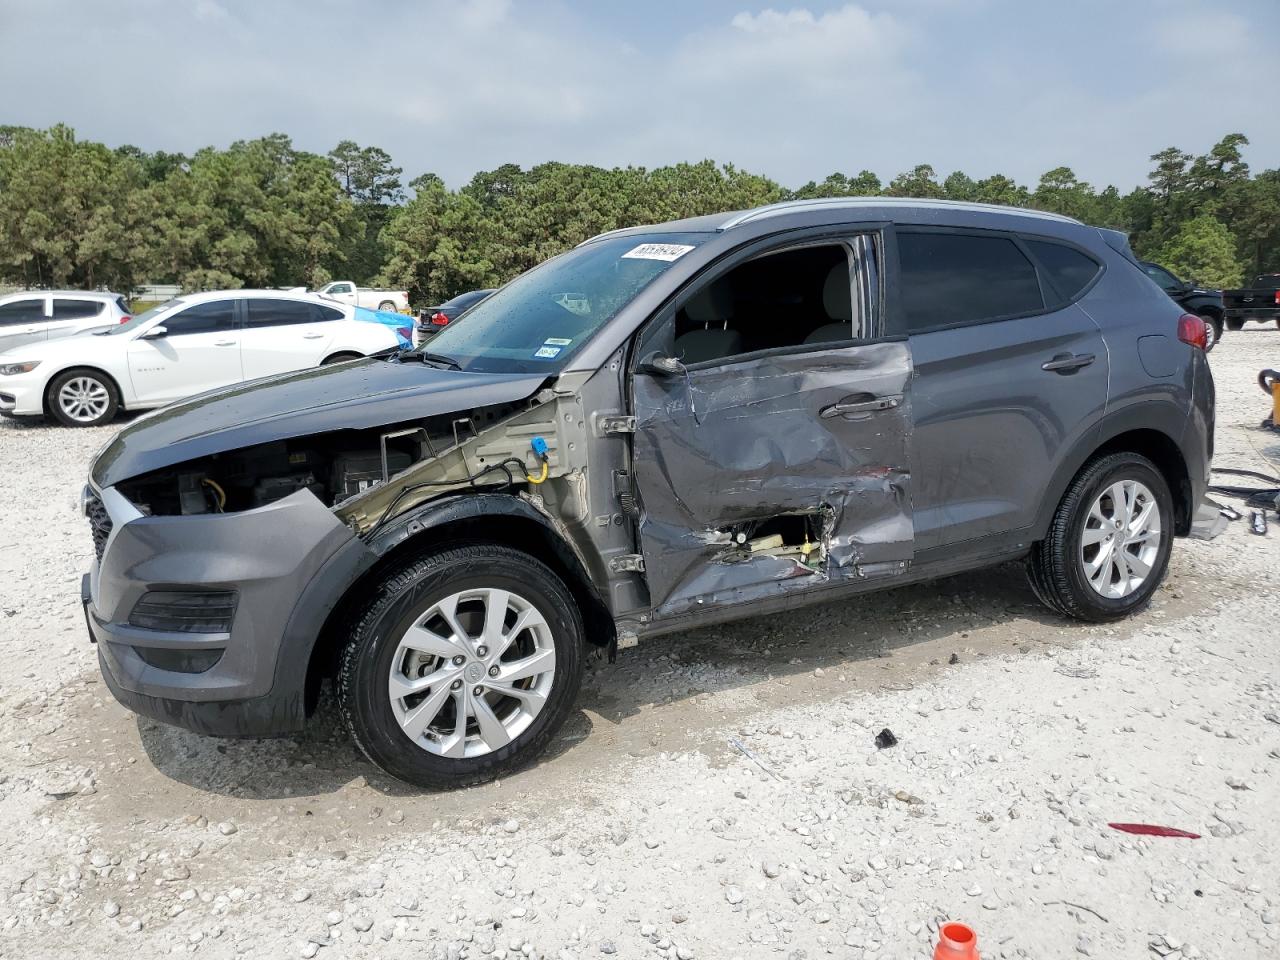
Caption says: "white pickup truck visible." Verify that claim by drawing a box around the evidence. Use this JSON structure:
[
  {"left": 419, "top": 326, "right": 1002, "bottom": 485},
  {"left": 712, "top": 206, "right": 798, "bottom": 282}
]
[{"left": 315, "top": 281, "right": 409, "bottom": 313}]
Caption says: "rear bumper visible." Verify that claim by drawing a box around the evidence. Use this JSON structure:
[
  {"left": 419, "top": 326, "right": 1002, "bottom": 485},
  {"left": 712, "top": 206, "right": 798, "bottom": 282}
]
[{"left": 87, "top": 486, "right": 373, "bottom": 737}]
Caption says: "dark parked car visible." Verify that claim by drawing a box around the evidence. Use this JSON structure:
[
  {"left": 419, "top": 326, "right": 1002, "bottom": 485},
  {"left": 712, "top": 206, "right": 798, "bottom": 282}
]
[
  {"left": 1139, "top": 261, "right": 1224, "bottom": 350},
  {"left": 82, "top": 199, "right": 1213, "bottom": 789},
  {"left": 413, "top": 289, "right": 495, "bottom": 345},
  {"left": 1223, "top": 274, "right": 1280, "bottom": 330}
]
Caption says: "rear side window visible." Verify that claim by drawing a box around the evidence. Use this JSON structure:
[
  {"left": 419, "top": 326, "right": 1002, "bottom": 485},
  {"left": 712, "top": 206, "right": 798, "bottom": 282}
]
[
  {"left": 163, "top": 300, "right": 237, "bottom": 335},
  {"left": 1026, "top": 241, "right": 1103, "bottom": 304},
  {"left": 52, "top": 299, "right": 104, "bottom": 320},
  {"left": 897, "top": 231, "right": 1043, "bottom": 332},
  {"left": 246, "top": 299, "right": 330, "bottom": 328},
  {"left": 0, "top": 298, "right": 45, "bottom": 325}
]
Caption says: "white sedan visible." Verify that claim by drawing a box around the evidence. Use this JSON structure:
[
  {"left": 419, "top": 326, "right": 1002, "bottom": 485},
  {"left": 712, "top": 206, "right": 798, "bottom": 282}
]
[{"left": 0, "top": 290, "right": 405, "bottom": 427}]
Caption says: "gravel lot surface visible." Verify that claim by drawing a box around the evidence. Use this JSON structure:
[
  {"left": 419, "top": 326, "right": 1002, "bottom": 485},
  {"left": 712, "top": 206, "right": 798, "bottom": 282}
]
[{"left": 1, "top": 331, "right": 1278, "bottom": 960}]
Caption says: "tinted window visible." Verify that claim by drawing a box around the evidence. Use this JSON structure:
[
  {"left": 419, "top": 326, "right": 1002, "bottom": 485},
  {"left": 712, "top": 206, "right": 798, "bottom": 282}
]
[
  {"left": 0, "top": 298, "right": 45, "bottom": 325},
  {"left": 442, "top": 290, "right": 492, "bottom": 312},
  {"left": 1141, "top": 262, "right": 1182, "bottom": 293},
  {"left": 52, "top": 299, "right": 104, "bottom": 320},
  {"left": 328, "top": 283, "right": 353, "bottom": 294},
  {"left": 1026, "top": 241, "right": 1102, "bottom": 304},
  {"left": 163, "top": 300, "right": 237, "bottom": 335},
  {"left": 898, "top": 232, "right": 1043, "bottom": 331},
  {"left": 246, "top": 299, "right": 331, "bottom": 328}
]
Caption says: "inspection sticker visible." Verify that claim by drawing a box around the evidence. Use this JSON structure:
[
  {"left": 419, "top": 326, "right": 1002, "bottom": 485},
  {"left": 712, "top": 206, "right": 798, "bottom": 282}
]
[
  {"left": 621, "top": 243, "right": 695, "bottom": 262},
  {"left": 544, "top": 337, "right": 573, "bottom": 346},
  {"left": 533, "top": 345, "right": 562, "bottom": 359}
]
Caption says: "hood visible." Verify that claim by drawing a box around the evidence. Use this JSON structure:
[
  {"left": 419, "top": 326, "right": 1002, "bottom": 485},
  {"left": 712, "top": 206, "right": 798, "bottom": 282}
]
[{"left": 91, "top": 357, "right": 547, "bottom": 488}]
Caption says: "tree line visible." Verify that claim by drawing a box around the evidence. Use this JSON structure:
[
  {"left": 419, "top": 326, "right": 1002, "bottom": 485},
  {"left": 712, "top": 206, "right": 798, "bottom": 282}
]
[{"left": 0, "top": 124, "right": 1275, "bottom": 307}]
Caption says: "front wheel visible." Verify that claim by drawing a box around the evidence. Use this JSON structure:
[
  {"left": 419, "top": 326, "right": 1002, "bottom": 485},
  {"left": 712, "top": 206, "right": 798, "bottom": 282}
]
[
  {"left": 1027, "top": 452, "right": 1173, "bottom": 622},
  {"left": 46, "top": 368, "right": 120, "bottom": 427},
  {"left": 338, "top": 544, "right": 585, "bottom": 789},
  {"left": 1201, "top": 314, "right": 1222, "bottom": 352}
]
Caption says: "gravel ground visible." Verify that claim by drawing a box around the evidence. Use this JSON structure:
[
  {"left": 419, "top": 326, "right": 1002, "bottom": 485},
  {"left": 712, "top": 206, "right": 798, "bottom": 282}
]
[{"left": 1, "top": 330, "right": 1278, "bottom": 960}]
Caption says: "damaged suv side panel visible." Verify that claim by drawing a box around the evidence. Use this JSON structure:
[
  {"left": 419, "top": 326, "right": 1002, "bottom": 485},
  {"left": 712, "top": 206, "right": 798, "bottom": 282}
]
[{"left": 632, "top": 342, "right": 913, "bottom": 617}]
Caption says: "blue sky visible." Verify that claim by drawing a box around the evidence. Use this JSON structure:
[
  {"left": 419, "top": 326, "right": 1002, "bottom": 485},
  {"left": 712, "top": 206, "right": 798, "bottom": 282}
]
[{"left": 2, "top": 0, "right": 1275, "bottom": 192}]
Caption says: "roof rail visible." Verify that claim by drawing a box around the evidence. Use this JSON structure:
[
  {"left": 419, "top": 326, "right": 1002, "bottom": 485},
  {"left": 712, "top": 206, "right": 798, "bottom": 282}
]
[{"left": 718, "top": 197, "right": 1083, "bottom": 230}]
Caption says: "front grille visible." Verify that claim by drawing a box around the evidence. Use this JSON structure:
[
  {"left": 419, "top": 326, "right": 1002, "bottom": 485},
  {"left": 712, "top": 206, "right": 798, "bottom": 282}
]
[{"left": 85, "top": 492, "right": 112, "bottom": 563}]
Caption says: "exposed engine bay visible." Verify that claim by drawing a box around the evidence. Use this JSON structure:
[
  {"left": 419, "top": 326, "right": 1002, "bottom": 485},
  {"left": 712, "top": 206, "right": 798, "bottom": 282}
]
[{"left": 115, "top": 399, "right": 542, "bottom": 521}]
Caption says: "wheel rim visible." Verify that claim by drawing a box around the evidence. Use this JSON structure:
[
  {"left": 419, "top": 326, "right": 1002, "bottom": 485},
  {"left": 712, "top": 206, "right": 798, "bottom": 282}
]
[
  {"left": 1202, "top": 318, "right": 1216, "bottom": 349},
  {"left": 1079, "top": 479, "right": 1162, "bottom": 599},
  {"left": 387, "top": 588, "right": 556, "bottom": 758},
  {"left": 57, "top": 377, "right": 109, "bottom": 423}
]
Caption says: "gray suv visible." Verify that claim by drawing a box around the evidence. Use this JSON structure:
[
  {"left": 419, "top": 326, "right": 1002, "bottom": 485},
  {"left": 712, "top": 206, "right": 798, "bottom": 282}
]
[{"left": 81, "top": 199, "right": 1214, "bottom": 789}]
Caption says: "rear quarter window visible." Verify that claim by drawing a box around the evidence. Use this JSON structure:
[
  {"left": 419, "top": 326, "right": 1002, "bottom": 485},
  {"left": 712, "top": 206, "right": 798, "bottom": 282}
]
[
  {"left": 1024, "top": 240, "right": 1103, "bottom": 305},
  {"left": 897, "top": 231, "right": 1044, "bottom": 332},
  {"left": 52, "top": 299, "right": 105, "bottom": 320}
]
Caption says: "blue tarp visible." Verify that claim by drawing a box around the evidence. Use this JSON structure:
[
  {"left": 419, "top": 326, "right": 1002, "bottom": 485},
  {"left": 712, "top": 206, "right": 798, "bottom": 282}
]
[{"left": 353, "top": 307, "right": 413, "bottom": 348}]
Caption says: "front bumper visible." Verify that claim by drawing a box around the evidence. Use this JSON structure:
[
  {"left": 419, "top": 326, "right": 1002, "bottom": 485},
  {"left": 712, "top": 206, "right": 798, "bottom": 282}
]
[
  {"left": 0, "top": 371, "right": 47, "bottom": 416},
  {"left": 86, "top": 485, "right": 371, "bottom": 737}
]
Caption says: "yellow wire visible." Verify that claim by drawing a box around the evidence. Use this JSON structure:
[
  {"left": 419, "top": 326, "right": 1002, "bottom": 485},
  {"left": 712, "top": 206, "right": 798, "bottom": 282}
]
[
  {"left": 525, "top": 460, "right": 549, "bottom": 485},
  {"left": 201, "top": 478, "right": 227, "bottom": 511}
]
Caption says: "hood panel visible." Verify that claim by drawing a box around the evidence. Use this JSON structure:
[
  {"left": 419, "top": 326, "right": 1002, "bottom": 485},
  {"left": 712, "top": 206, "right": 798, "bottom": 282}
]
[{"left": 92, "top": 358, "right": 546, "bottom": 487}]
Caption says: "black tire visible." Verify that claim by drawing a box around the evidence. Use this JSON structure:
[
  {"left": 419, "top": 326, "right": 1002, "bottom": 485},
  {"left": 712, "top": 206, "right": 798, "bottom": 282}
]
[
  {"left": 337, "top": 544, "right": 585, "bottom": 789},
  {"left": 321, "top": 352, "right": 363, "bottom": 366},
  {"left": 1027, "top": 452, "right": 1174, "bottom": 622},
  {"left": 45, "top": 368, "right": 120, "bottom": 427},
  {"left": 1226, "top": 317, "right": 1245, "bottom": 331},
  {"left": 1200, "top": 314, "right": 1222, "bottom": 352},
  {"left": 377, "top": 300, "right": 397, "bottom": 313}
]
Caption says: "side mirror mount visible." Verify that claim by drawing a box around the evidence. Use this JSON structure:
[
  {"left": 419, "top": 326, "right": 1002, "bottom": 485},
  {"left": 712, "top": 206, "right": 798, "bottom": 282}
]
[
  {"left": 141, "top": 325, "right": 168, "bottom": 339},
  {"left": 640, "top": 351, "right": 686, "bottom": 377}
]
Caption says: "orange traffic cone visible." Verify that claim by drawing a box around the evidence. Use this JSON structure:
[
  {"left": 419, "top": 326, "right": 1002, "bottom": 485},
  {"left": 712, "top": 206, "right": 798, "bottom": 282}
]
[{"left": 934, "top": 921, "right": 980, "bottom": 960}]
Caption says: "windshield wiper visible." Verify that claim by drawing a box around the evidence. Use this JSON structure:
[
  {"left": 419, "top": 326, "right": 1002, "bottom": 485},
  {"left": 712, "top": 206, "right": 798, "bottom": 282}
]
[{"left": 417, "top": 351, "right": 462, "bottom": 370}]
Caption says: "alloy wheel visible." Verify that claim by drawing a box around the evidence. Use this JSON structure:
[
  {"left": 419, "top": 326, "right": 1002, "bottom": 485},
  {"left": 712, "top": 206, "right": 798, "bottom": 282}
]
[
  {"left": 387, "top": 588, "right": 556, "bottom": 758},
  {"left": 1079, "top": 479, "right": 1163, "bottom": 599},
  {"left": 58, "top": 377, "right": 110, "bottom": 423}
]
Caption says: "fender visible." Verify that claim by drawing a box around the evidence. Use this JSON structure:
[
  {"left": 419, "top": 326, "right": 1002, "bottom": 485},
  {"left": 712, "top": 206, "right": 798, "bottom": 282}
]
[{"left": 1031, "top": 398, "right": 1195, "bottom": 541}]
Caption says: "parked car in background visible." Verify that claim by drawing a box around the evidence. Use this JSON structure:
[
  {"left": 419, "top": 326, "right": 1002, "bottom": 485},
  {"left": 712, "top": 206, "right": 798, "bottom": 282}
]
[
  {"left": 0, "top": 291, "right": 400, "bottom": 427},
  {"left": 1139, "top": 262, "right": 1224, "bottom": 351},
  {"left": 414, "top": 288, "right": 495, "bottom": 345},
  {"left": 314, "top": 281, "right": 409, "bottom": 313},
  {"left": 0, "top": 290, "right": 131, "bottom": 354},
  {"left": 79, "top": 198, "right": 1212, "bottom": 789},
  {"left": 1223, "top": 274, "right": 1280, "bottom": 330}
]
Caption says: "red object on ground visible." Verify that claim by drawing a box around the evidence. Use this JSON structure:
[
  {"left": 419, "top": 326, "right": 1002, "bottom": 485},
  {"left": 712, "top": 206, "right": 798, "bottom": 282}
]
[
  {"left": 1107, "top": 822, "right": 1201, "bottom": 839},
  {"left": 934, "top": 921, "right": 980, "bottom": 960}
]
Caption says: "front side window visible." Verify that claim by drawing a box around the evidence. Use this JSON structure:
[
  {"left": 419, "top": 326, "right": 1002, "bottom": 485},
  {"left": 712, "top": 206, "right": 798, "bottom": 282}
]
[
  {"left": 1142, "top": 263, "right": 1182, "bottom": 293},
  {"left": 52, "top": 299, "right": 104, "bottom": 320},
  {"left": 162, "top": 300, "right": 237, "bottom": 335},
  {"left": 246, "top": 299, "right": 329, "bottom": 328},
  {"left": 0, "top": 298, "right": 45, "bottom": 325},
  {"left": 898, "top": 231, "right": 1043, "bottom": 332},
  {"left": 423, "top": 232, "right": 708, "bottom": 373},
  {"left": 328, "top": 283, "right": 353, "bottom": 294}
]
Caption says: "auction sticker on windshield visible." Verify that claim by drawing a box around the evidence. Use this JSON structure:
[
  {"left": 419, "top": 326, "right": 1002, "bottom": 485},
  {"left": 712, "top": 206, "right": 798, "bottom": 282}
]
[
  {"left": 621, "top": 243, "right": 696, "bottom": 262},
  {"left": 533, "top": 346, "right": 562, "bottom": 359}
]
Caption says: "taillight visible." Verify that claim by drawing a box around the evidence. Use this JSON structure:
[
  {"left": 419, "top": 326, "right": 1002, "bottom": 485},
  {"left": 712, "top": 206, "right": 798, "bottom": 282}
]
[
  {"left": 430, "top": 312, "right": 450, "bottom": 326},
  {"left": 1274, "top": 290, "right": 1280, "bottom": 305},
  {"left": 1177, "top": 313, "right": 1207, "bottom": 350},
  {"left": 118, "top": 315, "right": 131, "bottom": 324}
]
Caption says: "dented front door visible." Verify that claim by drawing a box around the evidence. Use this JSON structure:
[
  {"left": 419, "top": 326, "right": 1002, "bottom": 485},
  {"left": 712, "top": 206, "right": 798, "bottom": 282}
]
[{"left": 631, "top": 341, "right": 913, "bottom": 619}]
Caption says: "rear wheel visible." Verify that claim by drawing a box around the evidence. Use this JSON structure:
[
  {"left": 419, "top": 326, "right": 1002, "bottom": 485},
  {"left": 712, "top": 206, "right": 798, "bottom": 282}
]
[
  {"left": 338, "top": 544, "right": 585, "bottom": 789},
  {"left": 321, "top": 352, "right": 363, "bottom": 366},
  {"left": 377, "top": 300, "right": 398, "bottom": 313},
  {"left": 1227, "top": 317, "right": 1246, "bottom": 331},
  {"left": 1027, "top": 452, "right": 1173, "bottom": 622},
  {"left": 46, "top": 368, "right": 119, "bottom": 427}
]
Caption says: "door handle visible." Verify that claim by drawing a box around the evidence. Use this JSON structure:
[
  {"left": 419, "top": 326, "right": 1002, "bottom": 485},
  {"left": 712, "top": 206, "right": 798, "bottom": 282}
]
[
  {"left": 1041, "top": 352, "right": 1095, "bottom": 373},
  {"left": 820, "top": 394, "right": 903, "bottom": 418},
  {"left": 302, "top": 333, "right": 325, "bottom": 339},
  {"left": 214, "top": 340, "right": 237, "bottom": 347}
]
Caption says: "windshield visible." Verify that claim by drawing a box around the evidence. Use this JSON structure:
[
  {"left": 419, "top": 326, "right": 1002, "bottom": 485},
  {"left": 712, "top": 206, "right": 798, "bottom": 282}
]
[
  {"left": 421, "top": 233, "right": 707, "bottom": 373},
  {"left": 102, "top": 299, "right": 181, "bottom": 335}
]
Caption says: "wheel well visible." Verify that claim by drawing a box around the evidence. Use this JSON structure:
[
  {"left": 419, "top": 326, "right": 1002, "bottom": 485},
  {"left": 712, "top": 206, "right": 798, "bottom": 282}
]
[
  {"left": 42, "top": 366, "right": 123, "bottom": 415},
  {"left": 1090, "top": 428, "right": 1193, "bottom": 535},
  {"left": 303, "top": 514, "right": 615, "bottom": 715},
  {"left": 321, "top": 351, "right": 364, "bottom": 365}
]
